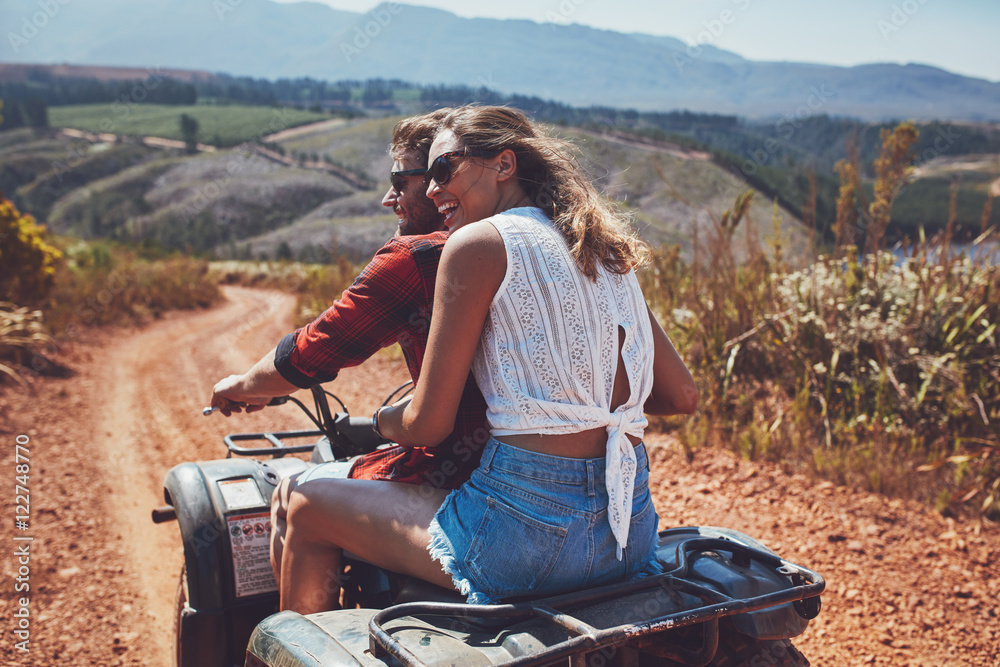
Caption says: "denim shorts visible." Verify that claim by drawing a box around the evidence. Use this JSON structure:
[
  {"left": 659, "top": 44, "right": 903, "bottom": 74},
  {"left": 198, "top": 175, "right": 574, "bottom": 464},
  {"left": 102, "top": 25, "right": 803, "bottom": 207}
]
[{"left": 428, "top": 437, "right": 661, "bottom": 604}]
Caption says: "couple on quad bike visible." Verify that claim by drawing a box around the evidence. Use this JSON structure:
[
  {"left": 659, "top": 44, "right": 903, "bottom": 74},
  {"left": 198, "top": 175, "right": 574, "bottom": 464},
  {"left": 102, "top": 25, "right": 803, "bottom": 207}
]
[{"left": 210, "top": 105, "right": 699, "bottom": 615}]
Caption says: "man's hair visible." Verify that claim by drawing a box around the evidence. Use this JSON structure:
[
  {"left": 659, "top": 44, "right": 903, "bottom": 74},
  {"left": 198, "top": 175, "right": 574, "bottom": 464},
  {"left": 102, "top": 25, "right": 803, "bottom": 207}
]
[{"left": 389, "top": 108, "right": 453, "bottom": 165}]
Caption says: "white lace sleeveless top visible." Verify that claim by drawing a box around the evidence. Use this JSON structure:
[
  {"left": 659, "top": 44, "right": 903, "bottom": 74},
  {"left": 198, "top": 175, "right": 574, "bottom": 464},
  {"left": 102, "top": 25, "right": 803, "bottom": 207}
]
[{"left": 472, "top": 207, "right": 654, "bottom": 558}]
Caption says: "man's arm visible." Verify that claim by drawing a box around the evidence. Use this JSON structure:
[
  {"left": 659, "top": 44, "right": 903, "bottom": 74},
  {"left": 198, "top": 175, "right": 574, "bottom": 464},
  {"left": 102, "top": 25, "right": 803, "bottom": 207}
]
[
  {"left": 211, "top": 346, "right": 299, "bottom": 416},
  {"left": 209, "top": 238, "right": 428, "bottom": 415}
]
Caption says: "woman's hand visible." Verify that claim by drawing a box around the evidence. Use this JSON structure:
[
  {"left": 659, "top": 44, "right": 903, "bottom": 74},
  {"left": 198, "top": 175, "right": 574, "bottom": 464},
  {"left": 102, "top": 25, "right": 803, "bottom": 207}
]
[{"left": 377, "top": 221, "right": 506, "bottom": 446}]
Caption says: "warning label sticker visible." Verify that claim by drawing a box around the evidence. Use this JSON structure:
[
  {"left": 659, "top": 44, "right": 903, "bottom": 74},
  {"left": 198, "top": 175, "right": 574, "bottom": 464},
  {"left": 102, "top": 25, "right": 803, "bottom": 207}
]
[{"left": 227, "top": 512, "right": 278, "bottom": 598}]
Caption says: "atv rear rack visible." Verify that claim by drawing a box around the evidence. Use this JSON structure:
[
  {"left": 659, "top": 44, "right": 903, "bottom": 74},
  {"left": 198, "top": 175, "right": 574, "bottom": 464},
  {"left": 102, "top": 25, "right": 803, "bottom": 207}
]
[{"left": 368, "top": 537, "right": 824, "bottom": 667}]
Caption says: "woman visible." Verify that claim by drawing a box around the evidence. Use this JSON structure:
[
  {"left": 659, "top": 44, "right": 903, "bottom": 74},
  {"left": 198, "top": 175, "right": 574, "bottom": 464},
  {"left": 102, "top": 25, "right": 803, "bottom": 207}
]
[{"left": 245, "top": 106, "right": 697, "bottom": 612}]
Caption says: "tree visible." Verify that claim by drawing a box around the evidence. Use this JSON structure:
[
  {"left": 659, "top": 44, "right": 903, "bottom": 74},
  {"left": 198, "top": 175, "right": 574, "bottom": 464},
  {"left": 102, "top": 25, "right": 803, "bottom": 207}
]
[
  {"left": 0, "top": 99, "right": 25, "bottom": 131},
  {"left": 23, "top": 97, "right": 48, "bottom": 128},
  {"left": 179, "top": 113, "right": 199, "bottom": 153}
]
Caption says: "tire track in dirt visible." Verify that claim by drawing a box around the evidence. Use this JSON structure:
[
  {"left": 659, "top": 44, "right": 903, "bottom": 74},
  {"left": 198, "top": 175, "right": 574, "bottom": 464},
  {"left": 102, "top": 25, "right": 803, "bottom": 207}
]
[{"left": 88, "top": 286, "right": 304, "bottom": 664}]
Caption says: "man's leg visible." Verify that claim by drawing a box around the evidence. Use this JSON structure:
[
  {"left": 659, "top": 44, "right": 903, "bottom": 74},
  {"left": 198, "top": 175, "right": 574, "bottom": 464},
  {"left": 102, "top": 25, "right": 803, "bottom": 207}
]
[
  {"left": 280, "top": 478, "right": 453, "bottom": 614},
  {"left": 270, "top": 473, "right": 299, "bottom": 581}
]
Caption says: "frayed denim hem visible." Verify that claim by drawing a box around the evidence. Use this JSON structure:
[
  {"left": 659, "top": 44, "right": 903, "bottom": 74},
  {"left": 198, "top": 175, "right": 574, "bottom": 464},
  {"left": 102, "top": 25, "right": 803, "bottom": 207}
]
[{"left": 426, "top": 512, "right": 497, "bottom": 605}]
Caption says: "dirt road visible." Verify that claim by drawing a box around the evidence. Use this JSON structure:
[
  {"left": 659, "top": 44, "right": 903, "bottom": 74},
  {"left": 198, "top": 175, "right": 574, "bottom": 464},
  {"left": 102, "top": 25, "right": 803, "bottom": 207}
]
[{"left": 0, "top": 287, "right": 997, "bottom": 666}]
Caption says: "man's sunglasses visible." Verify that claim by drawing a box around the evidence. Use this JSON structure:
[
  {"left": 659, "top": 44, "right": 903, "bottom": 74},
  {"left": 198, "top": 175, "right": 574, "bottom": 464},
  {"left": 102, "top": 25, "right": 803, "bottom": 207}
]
[
  {"left": 426, "top": 149, "right": 499, "bottom": 187},
  {"left": 389, "top": 167, "right": 428, "bottom": 194}
]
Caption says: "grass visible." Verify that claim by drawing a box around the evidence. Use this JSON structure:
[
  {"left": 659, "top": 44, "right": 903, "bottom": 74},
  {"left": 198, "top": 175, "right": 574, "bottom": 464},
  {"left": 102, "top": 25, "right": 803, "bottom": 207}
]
[
  {"left": 636, "top": 124, "right": 1000, "bottom": 521},
  {"left": 211, "top": 258, "right": 361, "bottom": 328},
  {"left": 43, "top": 240, "right": 221, "bottom": 334},
  {"left": 49, "top": 104, "right": 330, "bottom": 147},
  {"left": 641, "top": 186, "right": 1000, "bottom": 520},
  {"left": 0, "top": 303, "right": 52, "bottom": 386}
]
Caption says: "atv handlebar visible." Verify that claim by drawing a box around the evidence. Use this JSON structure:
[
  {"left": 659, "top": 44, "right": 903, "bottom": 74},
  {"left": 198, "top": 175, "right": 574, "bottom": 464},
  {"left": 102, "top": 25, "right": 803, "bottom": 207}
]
[{"left": 215, "top": 385, "right": 401, "bottom": 459}]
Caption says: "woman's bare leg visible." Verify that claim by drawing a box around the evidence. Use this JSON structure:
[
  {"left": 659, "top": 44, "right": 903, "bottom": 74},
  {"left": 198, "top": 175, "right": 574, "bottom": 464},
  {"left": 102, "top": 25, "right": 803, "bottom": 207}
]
[{"left": 279, "top": 478, "right": 453, "bottom": 614}]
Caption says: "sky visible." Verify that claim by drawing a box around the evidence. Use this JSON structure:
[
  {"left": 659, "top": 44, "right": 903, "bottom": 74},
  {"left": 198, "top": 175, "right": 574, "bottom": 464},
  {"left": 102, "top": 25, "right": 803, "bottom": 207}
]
[{"left": 275, "top": 0, "right": 1000, "bottom": 82}]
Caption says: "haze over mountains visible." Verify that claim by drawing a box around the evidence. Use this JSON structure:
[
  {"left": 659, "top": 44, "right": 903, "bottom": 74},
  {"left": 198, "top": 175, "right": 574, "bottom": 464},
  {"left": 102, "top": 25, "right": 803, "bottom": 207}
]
[{"left": 2, "top": 0, "right": 999, "bottom": 121}]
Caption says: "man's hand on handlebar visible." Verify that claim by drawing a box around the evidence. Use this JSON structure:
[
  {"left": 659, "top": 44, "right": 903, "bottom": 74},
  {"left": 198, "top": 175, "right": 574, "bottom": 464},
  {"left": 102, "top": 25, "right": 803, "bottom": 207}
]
[
  {"left": 209, "top": 347, "right": 301, "bottom": 417},
  {"left": 211, "top": 374, "right": 281, "bottom": 417}
]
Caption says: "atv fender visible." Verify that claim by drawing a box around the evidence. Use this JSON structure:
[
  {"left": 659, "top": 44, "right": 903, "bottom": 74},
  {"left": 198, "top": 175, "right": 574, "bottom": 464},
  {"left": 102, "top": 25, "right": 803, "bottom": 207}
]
[{"left": 163, "top": 457, "right": 308, "bottom": 667}]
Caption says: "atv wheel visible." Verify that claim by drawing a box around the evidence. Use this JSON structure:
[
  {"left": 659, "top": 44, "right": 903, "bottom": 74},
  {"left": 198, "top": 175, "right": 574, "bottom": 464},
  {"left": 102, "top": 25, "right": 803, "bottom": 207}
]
[
  {"left": 173, "top": 565, "right": 189, "bottom": 667},
  {"left": 708, "top": 635, "right": 809, "bottom": 667},
  {"left": 634, "top": 619, "right": 810, "bottom": 667}
]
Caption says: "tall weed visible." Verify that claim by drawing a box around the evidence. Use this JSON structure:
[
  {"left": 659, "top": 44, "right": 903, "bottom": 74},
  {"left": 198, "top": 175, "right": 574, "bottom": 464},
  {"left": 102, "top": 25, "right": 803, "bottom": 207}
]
[
  {"left": 0, "top": 303, "right": 51, "bottom": 385},
  {"left": 641, "top": 122, "right": 1000, "bottom": 519},
  {"left": 45, "top": 240, "right": 221, "bottom": 332}
]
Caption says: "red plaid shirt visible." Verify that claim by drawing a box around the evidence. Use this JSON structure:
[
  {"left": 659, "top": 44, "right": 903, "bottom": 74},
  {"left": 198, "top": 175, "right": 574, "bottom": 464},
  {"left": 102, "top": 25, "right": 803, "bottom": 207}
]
[{"left": 275, "top": 233, "right": 490, "bottom": 489}]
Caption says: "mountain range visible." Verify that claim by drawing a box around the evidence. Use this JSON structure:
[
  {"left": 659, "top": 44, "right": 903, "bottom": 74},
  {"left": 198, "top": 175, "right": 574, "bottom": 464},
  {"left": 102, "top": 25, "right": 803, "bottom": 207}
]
[{"left": 2, "top": 0, "right": 999, "bottom": 121}]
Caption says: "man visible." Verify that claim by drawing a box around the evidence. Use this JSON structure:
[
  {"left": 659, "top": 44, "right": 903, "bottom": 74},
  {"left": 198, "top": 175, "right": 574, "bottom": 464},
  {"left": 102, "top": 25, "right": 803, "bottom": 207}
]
[{"left": 210, "top": 109, "right": 489, "bottom": 581}]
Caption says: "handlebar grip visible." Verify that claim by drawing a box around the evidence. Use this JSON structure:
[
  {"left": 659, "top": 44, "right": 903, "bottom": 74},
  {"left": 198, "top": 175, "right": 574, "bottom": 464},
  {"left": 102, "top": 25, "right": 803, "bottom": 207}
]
[{"left": 268, "top": 396, "right": 290, "bottom": 406}]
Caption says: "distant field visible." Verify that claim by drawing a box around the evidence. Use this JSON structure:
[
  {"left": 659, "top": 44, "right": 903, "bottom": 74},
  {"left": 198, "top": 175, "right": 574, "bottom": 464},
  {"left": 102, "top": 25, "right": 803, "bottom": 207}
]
[{"left": 49, "top": 104, "right": 330, "bottom": 147}]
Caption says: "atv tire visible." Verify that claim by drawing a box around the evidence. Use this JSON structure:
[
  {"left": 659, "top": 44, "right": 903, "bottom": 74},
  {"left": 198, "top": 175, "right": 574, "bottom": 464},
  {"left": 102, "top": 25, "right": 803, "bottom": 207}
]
[
  {"left": 634, "top": 619, "right": 810, "bottom": 667},
  {"left": 173, "top": 565, "right": 189, "bottom": 667},
  {"left": 708, "top": 635, "right": 809, "bottom": 667}
]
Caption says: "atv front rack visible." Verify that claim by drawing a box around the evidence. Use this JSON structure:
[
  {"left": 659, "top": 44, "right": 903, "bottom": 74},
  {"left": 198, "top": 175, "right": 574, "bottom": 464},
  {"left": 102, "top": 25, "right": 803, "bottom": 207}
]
[
  {"left": 221, "top": 385, "right": 401, "bottom": 458},
  {"left": 368, "top": 536, "right": 824, "bottom": 667}
]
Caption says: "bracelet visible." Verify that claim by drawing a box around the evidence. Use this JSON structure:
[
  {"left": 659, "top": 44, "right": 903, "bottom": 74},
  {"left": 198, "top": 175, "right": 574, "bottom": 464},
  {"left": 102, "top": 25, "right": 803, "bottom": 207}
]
[{"left": 372, "top": 407, "right": 386, "bottom": 438}]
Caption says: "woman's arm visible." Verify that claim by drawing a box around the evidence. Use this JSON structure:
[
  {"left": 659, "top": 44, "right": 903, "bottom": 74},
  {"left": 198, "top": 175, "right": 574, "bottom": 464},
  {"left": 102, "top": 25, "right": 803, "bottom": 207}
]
[
  {"left": 644, "top": 305, "right": 699, "bottom": 416},
  {"left": 211, "top": 347, "right": 299, "bottom": 416},
  {"left": 377, "top": 222, "right": 507, "bottom": 446}
]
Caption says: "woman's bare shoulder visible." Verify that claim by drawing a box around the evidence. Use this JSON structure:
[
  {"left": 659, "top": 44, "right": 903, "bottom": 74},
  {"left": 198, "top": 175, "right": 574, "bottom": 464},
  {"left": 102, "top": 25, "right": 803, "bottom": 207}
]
[
  {"left": 445, "top": 221, "right": 505, "bottom": 259},
  {"left": 441, "top": 221, "right": 506, "bottom": 290}
]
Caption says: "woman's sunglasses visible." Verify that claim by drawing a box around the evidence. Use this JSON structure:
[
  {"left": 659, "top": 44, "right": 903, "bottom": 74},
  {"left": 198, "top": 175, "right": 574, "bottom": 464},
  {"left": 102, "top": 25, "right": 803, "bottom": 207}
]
[
  {"left": 426, "top": 149, "right": 499, "bottom": 187},
  {"left": 389, "top": 167, "right": 428, "bottom": 195}
]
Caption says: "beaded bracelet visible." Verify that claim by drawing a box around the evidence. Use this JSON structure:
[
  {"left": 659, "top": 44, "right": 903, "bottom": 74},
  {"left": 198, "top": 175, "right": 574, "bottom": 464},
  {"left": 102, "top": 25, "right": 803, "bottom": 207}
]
[{"left": 371, "top": 406, "right": 386, "bottom": 438}]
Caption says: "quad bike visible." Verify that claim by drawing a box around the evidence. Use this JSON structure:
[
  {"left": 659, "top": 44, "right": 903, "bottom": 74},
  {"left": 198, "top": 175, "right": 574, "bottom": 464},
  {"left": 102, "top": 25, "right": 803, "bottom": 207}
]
[{"left": 152, "top": 385, "right": 824, "bottom": 667}]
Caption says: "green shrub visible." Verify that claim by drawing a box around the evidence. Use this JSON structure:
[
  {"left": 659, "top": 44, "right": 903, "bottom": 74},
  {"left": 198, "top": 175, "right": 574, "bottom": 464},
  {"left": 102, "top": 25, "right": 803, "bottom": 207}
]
[{"left": 0, "top": 196, "right": 63, "bottom": 305}]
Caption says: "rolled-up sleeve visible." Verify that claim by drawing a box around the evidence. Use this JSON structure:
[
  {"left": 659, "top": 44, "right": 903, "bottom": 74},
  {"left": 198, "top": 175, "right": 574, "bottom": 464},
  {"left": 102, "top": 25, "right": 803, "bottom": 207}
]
[{"left": 272, "top": 239, "right": 425, "bottom": 387}]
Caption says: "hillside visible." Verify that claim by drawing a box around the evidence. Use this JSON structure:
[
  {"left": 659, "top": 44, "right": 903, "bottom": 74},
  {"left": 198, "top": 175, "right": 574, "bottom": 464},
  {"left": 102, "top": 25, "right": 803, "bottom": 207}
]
[
  {"left": 0, "top": 116, "right": 811, "bottom": 261},
  {"left": 1, "top": 0, "right": 998, "bottom": 121}
]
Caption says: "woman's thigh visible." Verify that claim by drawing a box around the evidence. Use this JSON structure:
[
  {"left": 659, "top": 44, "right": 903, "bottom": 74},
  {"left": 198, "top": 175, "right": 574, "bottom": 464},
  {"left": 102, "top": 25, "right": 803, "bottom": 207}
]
[{"left": 288, "top": 478, "right": 454, "bottom": 589}]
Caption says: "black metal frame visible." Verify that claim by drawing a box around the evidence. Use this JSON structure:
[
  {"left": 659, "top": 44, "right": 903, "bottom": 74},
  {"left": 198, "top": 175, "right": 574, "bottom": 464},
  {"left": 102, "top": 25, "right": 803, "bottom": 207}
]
[
  {"left": 368, "top": 537, "right": 825, "bottom": 667},
  {"left": 221, "top": 383, "right": 412, "bottom": 458}
]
